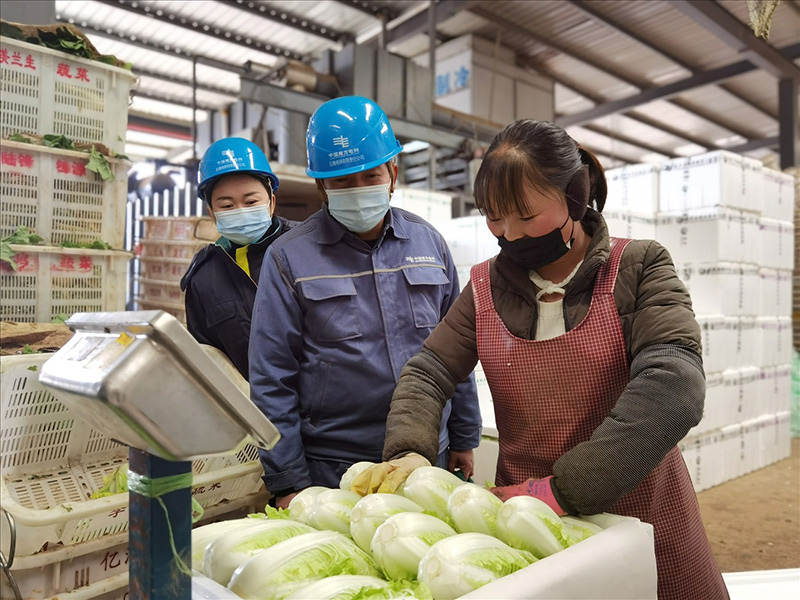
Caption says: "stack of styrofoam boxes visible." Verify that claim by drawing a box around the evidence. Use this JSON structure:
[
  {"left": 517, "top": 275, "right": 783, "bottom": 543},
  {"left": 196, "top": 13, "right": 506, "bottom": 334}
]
[
  {"left": 136, "top": 217, "right": 214, "bottom": 323},
  {"left": 0, "top": 36, "right": 137, "bottom": 322},
  {"left": 603, "top": 163, "right": 659, "bottom": 240},
  {"left": 657, "top": 151, "right": 794, "bottom": 492},
  {"left": 391, "top": 187, "right": 454, "bottom": 230}
]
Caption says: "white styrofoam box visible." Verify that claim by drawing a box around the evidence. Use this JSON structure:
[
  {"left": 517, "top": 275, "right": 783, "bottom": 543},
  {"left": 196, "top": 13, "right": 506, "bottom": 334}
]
[
  {"left": 0, "top": 245, "right": 130, "bottom": 323},
  {"left": 602, "top": 209, "right": 657, "bottom": 240},
  {"left": 723, "top": 568, "right": 800, "bottom": 600},
  {"left": 460, "top": 514, "right": 656, "bottom": 600},
  {"left": 659, "top": 151, "right": 762, "bottom": 213},
  {"left": 604, "top": 164, "right": 659, "bottom": 214},
  {"left": 696, "top": 316, "right": 726, "bottom": 374},
  {"left": 656, "top": 209, "right": 759, "bottom": 265},
  {"left": 758, "top": 268, "right": 793, "bottom": 317},
  {"left": 473, "top": 361, "right": 496, "bottom": 434},
  {"left": 391, "top": 187, "right": 454, "bottom": 224},
  {"left": 677, "top": 263, "right": 759, "bottom": 316},
  {"left": 0, "top": 37, "right": 136, "bottom": 153},
  {"left": 438, "top": 216, "right": 498, "bottom": 266},
  {"left": 473, "top": 435, "right": 499, "bottom": 487},
  {"left": 776, "top": 412, "right": 791, "bottom": 461},
  {"left": 761, "top": 168, "right": 796, "bottom": 222},
  {"left": 694, "top": 431, "right": 718, "bottom": 491},
  {"left": 757, "top": 317, "right": 780, "bottom": 367},
  {"left": 775, "top": 364, "right": 791, "bottom": 413},
  {"left": 732, "top": 318, "right": 759, "bottom": 370},
  {"left": 740, "top": 418, "right": 762, "bottom": 474},
  {"left": 456, "top": 264, "right": 471, "bottom": 292},
  {"left": 720, "top": 423, "right": 742, "bottom": 483},
  {"left": 723, "top": 367, "right": 761, "bottom": 427},
  {"left": 777, "top": 317, "right": 793, "bottom": 366},
  {"left": 689, "top": 372, "right": 725, "bottom": 436},
  {"left": 0, "top": 141, "right": 129, "bottom": 247},
  {"left": 759, "top": 218, "right": 795, "bottom": 270}
]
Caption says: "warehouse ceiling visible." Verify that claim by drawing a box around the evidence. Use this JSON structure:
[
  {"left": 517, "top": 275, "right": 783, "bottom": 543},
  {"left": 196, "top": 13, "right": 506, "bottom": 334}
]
[{"left": 53, "top": 0, "right": 800, "bottom": 167}]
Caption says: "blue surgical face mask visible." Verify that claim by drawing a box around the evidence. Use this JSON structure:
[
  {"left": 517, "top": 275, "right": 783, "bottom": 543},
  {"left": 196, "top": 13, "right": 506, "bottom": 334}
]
[
  {"left": 326, "top": 183, "right": 391, "bottom": 233},
  {"left": 214, "top": 204, "right": 272, "bottom": 245}
]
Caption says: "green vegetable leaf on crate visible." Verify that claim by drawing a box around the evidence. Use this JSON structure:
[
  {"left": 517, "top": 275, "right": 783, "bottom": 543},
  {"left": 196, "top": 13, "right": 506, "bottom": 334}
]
[
  {"left": 43, "top": 134, "right": 77, "bottom": 150},
  {"left": 87, "top": 145, "right": 115, "bottom": 181},
  {"left": 1, "top": 226, "right": 43, "bottom": 270},
  {"left": 22, "top": 345, "right": 36, "bottom": 354},
  {"left": 27, "top": 365, "right": 38, "bottom": 372},
  {"left": 60, "top": 239, "right": 112, "bottom": 250},
  {"left": 90, "top": 466, "right": 129, "bottom": 499},
  {"left": 51, "top": 314, "right": 70, "bottom": 325},
  {"left": 7, "top": 133, "right": 32, "bottom": 143},
  {"left": 37, "top": 26, "right": 93, "bottom": 59}
]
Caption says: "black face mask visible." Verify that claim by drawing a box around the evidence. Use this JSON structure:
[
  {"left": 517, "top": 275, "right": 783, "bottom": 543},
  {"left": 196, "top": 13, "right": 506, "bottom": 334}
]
[{"left": 496, "top": 215, "right": 575, "bottom": 271}]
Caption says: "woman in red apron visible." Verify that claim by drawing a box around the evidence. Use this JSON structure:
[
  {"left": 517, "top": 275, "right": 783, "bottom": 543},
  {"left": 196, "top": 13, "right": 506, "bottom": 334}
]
[{"left": 353, "top": 120, "right": 728, "bottom": 599}]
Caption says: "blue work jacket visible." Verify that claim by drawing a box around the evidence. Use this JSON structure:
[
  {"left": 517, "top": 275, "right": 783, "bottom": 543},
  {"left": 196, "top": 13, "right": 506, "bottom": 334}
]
[{"left": 249, "top": 206, "right": 481, "bottom": 492}]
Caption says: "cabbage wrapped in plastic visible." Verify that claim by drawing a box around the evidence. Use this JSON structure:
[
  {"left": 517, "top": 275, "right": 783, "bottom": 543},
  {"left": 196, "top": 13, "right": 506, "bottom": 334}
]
[
  {"left": 446, "top": 483, "right": 503, "bottom": 536},
  {"left": 228, "top": 530, "right": 381, "bottom": 600},
  {"left": 309, "top": 489, "right": 361, "bottom": 535},
  {"left": 418, "top": 533, "right": 535, "bottom": 600},
  {"left": 350, "top": 493, "right": 425, "bottom": 552},
  {"left": 371, "top": 512, "right": 456, "bottom": 580},
  {"left": 495, "top": 496, "right": 571, "bottom": 559},
  {"left": 203, "top": 518, "right": 316, "bottom": 585},
  {"left": 287, "top": 486, "right": 330, "bottom": 524},
  {"left": 400, "top": 467, "right": 465, "bottom": 524}
]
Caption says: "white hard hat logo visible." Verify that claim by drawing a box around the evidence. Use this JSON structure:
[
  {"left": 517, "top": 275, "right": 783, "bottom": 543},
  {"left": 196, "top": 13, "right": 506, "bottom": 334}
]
[{"left": 332, "top": 135, "right": 350, "bottom": 148}]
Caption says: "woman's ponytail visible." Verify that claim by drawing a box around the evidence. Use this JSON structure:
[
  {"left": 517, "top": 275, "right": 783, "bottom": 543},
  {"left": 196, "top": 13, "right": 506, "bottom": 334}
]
[{"left": 578, "top": 146, "right": 607, "bottom": 213}]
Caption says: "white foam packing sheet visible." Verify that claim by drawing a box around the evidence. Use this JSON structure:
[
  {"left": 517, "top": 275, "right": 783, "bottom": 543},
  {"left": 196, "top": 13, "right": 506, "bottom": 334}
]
[{"left": 458, "top": 514, "right": 656, "bottom": 600}]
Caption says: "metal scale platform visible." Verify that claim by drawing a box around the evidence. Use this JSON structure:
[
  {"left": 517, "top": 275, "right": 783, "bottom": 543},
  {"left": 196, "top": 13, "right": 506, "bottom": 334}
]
[{"left": 38, "top": 311, "right": 281, "bottom": 600}]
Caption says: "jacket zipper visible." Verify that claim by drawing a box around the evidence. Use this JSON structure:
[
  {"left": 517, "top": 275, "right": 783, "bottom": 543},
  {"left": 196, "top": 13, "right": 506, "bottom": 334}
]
[{"left": 219, "top": 245, "right": 257, "bottom": 288}]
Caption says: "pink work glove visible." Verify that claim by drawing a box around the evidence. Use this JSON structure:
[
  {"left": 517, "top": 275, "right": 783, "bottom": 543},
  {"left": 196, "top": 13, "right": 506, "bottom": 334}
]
[{"left": 490, "top": 476, "right": 568, "bottom": 516}]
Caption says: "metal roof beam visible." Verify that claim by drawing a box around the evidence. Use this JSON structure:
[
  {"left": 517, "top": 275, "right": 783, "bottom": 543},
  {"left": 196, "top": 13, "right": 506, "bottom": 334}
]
[
  {"left": 778, "top": 77, "right": 799, "bottom": 169},
  {"left": 55, "top": 17, "right": 248, "bottom": 74},
  {"left": 224, "top": 0, "right": 350, "bottom": 44},
  {"left": 332, "top": 0, "right": 400, "bottom": 21},
  {"left": 95, "top": 0, "right": 307, "bottom": 62},
  {"left": 725, "top": 136, "right": 779, "bottom": 154},
  {"left": 556, "top": 42, "right": 800, "bottom": 128},
  {"left": 129, "top": 114, "right": 192, "bottom": 139},
  {"left": 135, "top": 67, "right": 238, "bottom": 98},
  {"left": 580, "top": 123, "right": 678, "bottom": 158},
  {"left": 568, "top": 0, "right": 777, "bottom": 120},
  {"left": 672, "top": 0, "right": 800, "bottom": 80},
  {"left": 384, "top": 1, "right": 472, "bottom": 46},
  {"left": 469, "top": 5, "right": 756, "bottom": 140}
]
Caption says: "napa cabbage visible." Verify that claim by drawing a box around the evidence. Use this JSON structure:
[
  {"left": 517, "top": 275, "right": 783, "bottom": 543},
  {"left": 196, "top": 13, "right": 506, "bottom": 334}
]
[
  {"left": 400, "top": 467, "right": 465, "bottom": 524},
  {"left": 446, "top": 483, "right": 503, "bottom": 536},
  {"left": 350, "top": 493, "right": 425, "bottom": 552},
  {"left": 495, "top": 496, "right": 571, "bottom": 559},
  {"left": 370, "top": 512, "right": 456, "bottom": 580}
]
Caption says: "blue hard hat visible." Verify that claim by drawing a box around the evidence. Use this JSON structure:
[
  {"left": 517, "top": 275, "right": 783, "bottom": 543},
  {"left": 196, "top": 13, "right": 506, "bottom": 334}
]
[
  {"left": 198, "top": 137, "right": 279, "bottom": 201},
  {"left": 306, "top": 96, "right": 403, "bottom": 179}
]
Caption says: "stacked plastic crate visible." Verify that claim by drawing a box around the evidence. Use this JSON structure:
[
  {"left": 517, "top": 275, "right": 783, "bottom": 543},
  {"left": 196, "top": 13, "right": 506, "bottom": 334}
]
[
  {"left": 0, "top": 36, "right": 135, "bottom": 323},
  {"left": 135, "top": 216, "right": 215, "bottom": 323},
  {"left": 606, "top": 151, "right": 794, "bottom": 492}
]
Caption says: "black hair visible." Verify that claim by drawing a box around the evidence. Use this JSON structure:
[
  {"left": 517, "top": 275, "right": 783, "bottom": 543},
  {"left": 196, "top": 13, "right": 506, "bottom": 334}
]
[{"left": 474, "top": 119, "right": 607, "bottom": 220}]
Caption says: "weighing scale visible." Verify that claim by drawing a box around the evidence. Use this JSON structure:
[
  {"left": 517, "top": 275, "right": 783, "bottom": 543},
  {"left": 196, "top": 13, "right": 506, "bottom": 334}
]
[{"left": 38, "top": 311, "right": 281, "bottom": 600}]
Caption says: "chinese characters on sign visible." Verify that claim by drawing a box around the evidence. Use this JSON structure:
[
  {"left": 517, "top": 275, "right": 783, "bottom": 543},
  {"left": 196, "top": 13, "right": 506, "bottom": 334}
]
[
  {"left": 1, "top": 152, "right": 34, "bottom": 167},
  {"left": 0, "top": 48, "right": 37, "bottom": 70},
  {"left": 435, "top": 65, "right": 471, "bottom": 98}
]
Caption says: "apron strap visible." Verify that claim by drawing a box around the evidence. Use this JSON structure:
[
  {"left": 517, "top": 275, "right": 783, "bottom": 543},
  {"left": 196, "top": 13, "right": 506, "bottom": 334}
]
[
  {"left": 594, "top": 237, "right": 632, "bottom": 296},
  {"left": 470, "top": 259, "right": 494, "bottom": 315}
]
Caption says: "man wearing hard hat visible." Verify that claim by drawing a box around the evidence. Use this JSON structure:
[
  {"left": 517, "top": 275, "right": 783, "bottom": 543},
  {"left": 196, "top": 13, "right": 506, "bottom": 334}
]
[
  {"left": 181, "top": 138, "right": 295, "bottom": 378},
  {"left": 249, "top": 97, "right": 481, "bottom": 508}
]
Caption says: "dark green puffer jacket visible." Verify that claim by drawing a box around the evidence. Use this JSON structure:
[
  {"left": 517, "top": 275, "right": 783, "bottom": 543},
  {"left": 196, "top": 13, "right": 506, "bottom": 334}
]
[{"left": 383, "top": 209, "right": 705, "bottom": 515}]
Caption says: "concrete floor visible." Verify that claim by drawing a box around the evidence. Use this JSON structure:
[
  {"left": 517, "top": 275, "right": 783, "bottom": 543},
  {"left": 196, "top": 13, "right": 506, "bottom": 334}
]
[{"left": 697, "top": 437, "right": 800, "bottom": 572}]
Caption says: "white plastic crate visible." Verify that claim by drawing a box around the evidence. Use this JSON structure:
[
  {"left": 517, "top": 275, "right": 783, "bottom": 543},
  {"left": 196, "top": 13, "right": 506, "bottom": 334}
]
[
  {"left": 0, "top": 245, "right": 130, "bottom": 323},
  {"left": 142, "top": 216, "right": 215, "bottom": 241},
  {"left": 0, "top": 354, "right": 265, "bottom": 558},
  {"left": 138, "top": 256, "right": 191, "bottom": 283},
  {"left": 138, "top": 238, "right": 206, "bottom": 260},
  {"left": 136, "top": 277, "right": 184, "bottom": 306},
  {"left": 0, "top": 37, "right": 136, "bottom": 153},
  {"left": 0, "top": 141, "right": 129, "bottom": 247}
]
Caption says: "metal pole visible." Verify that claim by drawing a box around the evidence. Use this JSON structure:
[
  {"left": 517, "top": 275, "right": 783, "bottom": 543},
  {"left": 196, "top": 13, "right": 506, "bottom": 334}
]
[
  {"left": 778, "top": 77, "right": 799, "bottom": 169},
  {"left": 428, "top": 1, "right": 436, "bottom": 96},
  {"left": 128, "top": 449, "right": 192, "bottom": 600},
  {"left": 192, "top": 56, "right": 198, "bottom": 162}
]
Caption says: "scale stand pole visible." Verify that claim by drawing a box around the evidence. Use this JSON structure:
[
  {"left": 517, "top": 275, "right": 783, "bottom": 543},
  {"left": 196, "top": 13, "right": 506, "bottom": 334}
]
[{"left": 129, "top": 448, "right": 192, "bottom": 600}]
